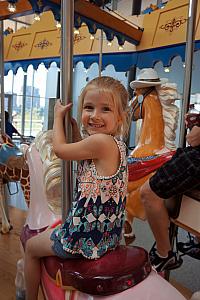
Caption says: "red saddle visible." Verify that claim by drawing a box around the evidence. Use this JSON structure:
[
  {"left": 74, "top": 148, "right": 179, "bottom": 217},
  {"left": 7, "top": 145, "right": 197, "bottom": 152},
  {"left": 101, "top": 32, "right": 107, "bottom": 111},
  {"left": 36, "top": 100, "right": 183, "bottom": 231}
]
[
  {"left": 21, "top": 225, "right": 151, "bottom": 296},
  {"left": 43, "top": 245, "right": 151, "bottom": 295},
  {"left": 128, "top": 150, "right": 175, "bottom": 181}
]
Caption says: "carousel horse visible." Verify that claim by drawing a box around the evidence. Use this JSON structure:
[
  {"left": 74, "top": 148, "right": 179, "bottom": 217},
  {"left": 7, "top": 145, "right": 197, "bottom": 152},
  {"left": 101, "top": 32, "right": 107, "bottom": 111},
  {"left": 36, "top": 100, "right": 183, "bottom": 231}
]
[
  {"left": 125, "top": 82, "right": 180, "bottom": 243},
  {"left": 0, "top": 133, "right": 30, "bottom": 233},
  {"left": 16, "top": 130, "right": 186, "bottom": 300}
]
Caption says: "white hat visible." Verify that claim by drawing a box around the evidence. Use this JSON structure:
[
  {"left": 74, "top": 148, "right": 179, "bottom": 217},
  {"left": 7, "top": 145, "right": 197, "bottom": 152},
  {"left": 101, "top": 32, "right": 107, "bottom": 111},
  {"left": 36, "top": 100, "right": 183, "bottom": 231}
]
[{"left": 130, "top": 68, "right": 167, "bottom": 89}]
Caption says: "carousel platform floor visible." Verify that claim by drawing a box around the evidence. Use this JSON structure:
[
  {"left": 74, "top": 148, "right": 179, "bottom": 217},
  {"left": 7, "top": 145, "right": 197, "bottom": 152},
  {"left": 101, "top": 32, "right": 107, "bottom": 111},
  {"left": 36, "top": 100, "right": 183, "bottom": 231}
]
[
  {"left": 0, "top": 206, "right": 43, "bottom": 300},
  {"left": 0, "top": 206, "right": 192, "bottom": 300}
]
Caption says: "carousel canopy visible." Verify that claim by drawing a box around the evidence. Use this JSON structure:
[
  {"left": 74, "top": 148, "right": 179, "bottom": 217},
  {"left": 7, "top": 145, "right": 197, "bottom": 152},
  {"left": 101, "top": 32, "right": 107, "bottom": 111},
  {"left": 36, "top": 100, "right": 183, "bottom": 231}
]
[
  {"left": 3, "top": 0, "right": 200, "bottom": 74},
  {"left": 0, "top": 0, "right": 143, "bottom": 46}
]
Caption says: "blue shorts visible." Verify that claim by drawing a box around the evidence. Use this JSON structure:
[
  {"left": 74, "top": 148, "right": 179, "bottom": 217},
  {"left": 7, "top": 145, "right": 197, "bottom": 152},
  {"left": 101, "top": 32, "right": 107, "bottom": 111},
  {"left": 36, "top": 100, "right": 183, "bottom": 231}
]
[
  {"left": 149, "top": 146, "right": 200, "bottom": 199},
  {"left": 50, "top": 231, "right": 82, "bottom": 260}
]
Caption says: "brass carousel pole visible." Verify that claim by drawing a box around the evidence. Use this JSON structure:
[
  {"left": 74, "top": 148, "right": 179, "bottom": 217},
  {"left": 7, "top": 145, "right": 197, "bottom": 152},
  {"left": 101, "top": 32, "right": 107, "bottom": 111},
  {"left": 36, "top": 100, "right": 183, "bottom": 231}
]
[
  {"left": 98, "top": 29, "right": 103, "bottom": 77},
  {"left": 179, "top": 0, "right": 198, "bottom": 147},
  {"left": 0, "top": 21, "right": 5, "bottom": 133},
  {"left": 0, "top": 20, "right": 9, "bottom": 221},
  {"left": 167, "top": 1, "right": 198, "bottom": 280},
  {"left": 61, "top": 0, "right": 74, "bottom": 220}
]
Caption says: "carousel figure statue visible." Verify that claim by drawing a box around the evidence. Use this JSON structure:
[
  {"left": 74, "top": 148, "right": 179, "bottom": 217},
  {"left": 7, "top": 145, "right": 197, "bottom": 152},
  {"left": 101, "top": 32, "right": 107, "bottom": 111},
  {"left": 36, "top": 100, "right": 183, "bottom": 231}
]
[{"left": 125, "top": 68, "right": 181, "bottom": 246}]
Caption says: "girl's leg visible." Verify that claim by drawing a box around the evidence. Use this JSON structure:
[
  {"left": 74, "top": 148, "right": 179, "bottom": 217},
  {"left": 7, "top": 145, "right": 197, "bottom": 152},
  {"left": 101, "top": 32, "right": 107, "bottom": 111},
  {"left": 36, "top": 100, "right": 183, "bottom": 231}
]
[
  {"left": 124, "top": 215, "right": 136, "bottom": 245},
  {"left": 24, "top": 228, "right": 55, "bottom": 300}
]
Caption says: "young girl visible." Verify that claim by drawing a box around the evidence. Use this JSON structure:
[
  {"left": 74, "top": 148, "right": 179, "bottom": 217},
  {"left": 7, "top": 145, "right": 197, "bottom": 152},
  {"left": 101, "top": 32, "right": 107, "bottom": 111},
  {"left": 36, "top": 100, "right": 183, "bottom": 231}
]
[{"left": 24, "top": 76, "right": 129, "bottom": 300}]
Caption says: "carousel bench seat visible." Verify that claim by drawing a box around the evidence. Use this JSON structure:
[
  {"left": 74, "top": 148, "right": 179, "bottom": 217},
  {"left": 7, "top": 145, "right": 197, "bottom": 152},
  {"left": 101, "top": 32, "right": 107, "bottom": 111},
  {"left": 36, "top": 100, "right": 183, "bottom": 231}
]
[
  {"left": 184, "top": 187, "right": 200, "bottom": 201},
  {"left": 42, "top": 245, "right": 151, "bottom": 296},
  {"left": 165, "top": 187, "right": 200, "bottom": 236}
]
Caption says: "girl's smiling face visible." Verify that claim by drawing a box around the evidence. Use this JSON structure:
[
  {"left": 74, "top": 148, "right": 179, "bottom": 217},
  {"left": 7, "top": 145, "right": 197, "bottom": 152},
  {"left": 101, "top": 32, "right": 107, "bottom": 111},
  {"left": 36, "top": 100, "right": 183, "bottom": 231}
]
[{"left": 81, "top": 89, "right": 120, "bottom": 136}]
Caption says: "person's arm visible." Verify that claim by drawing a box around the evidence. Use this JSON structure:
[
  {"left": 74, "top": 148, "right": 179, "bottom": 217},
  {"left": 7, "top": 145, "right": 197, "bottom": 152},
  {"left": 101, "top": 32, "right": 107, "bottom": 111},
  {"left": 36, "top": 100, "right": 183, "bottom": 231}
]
[
  {"left": 53, "top": 102, "right": 81, "bottom": 143},
  {"left": 186, "top": 126, "right": 200, "bottom": 147},
  {"left": 53, "top": 100, "right": 72, "bottom": 155}
]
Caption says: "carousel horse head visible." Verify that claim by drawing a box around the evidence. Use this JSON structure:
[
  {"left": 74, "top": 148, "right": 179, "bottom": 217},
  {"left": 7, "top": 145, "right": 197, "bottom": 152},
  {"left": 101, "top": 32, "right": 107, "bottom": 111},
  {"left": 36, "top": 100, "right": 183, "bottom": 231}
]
[
  {"left": 22, "top": 130, "right": 61, "bottom": 232},
  {"left": 0, "top": 133, "right": 30, "bottom": 233},
  {"left": 129, "top": 68, "right": 180, "bottom": 157},
  {"left": 125, "top": 69, "right": 181, "bottom": 241},
  {"left": 34, "top": 130, "right": 62, "bottom": 215}
]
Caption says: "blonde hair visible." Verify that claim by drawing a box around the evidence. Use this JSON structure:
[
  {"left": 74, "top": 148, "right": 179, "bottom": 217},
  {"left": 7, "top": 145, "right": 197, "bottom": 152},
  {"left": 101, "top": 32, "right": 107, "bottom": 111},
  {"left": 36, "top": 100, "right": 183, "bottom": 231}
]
[{"left": 78, "top": 76, "right": 130, "bottom": 138}]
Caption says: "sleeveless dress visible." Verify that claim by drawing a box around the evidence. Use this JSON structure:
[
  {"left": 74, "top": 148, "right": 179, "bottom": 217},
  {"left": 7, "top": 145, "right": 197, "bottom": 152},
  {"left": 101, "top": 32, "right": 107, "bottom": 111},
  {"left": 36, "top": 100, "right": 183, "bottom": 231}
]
[{"left": 53, "top": 137, "right": 128, "bottom": 259}]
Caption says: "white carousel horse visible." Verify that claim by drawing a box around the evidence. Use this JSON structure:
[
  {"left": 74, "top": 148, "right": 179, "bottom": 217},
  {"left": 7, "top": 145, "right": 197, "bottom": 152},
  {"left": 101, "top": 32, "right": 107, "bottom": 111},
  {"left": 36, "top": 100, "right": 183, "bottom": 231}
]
[
  {"left": 124, "top": 82, "right": 181, "bottom": 243},
  {"left": 0, "top": 134, "right": 30, "bottom": 233},
  {"left": 16, "top": 130, "right": 186, "bottom": 300}
]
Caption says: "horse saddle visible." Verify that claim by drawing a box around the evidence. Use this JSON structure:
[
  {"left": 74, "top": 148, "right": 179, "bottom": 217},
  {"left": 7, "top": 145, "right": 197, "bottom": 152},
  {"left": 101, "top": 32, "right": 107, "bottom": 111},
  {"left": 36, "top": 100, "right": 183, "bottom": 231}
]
[
  {"left": 21, "top": 225, "right": 151, "bottom": 296},
  {"left": 128, "top": 151, "right": 175, "bottom": 181},
  {"left": 42, "top": 245, "right": 151, "bottom": 295}
]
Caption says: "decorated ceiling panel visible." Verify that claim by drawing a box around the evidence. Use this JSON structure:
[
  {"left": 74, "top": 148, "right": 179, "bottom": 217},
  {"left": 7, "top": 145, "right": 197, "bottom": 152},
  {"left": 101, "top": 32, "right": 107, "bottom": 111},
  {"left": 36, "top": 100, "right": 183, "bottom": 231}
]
[
  {"left": 0, "top": 0, "right": 143, "bottom": 46},
  {"left": 137, "top": 0, "right": 200, "bottom": 50},
  {"left": 3, "top": 0, "right": 200, "bottom": 73}
]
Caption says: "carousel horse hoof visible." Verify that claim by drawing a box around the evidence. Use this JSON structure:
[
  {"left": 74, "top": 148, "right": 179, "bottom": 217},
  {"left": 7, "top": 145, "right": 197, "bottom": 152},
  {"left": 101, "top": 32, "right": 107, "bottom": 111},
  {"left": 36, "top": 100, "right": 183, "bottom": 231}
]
[
  {"left": 42, "top": 245, "right": 151, "bottom": 296},
  {"left": 123, "top": 220, "right": 136, "bottom": 245},
  {"left": 190, "top": 291, "right": 200, "bottom": 300},
  {"left": 16, "top": 289, "right": 26, "bottom": 300},
  {"left": 1, "top": 224, "right": 13, "bottom": 234}
]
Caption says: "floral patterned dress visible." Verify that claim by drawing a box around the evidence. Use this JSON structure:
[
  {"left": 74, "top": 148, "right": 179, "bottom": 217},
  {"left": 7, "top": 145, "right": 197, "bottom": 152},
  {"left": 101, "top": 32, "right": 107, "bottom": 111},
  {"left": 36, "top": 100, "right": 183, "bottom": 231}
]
[{"left": 53, "top": 137, "right": 128, "bottom": 259}]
